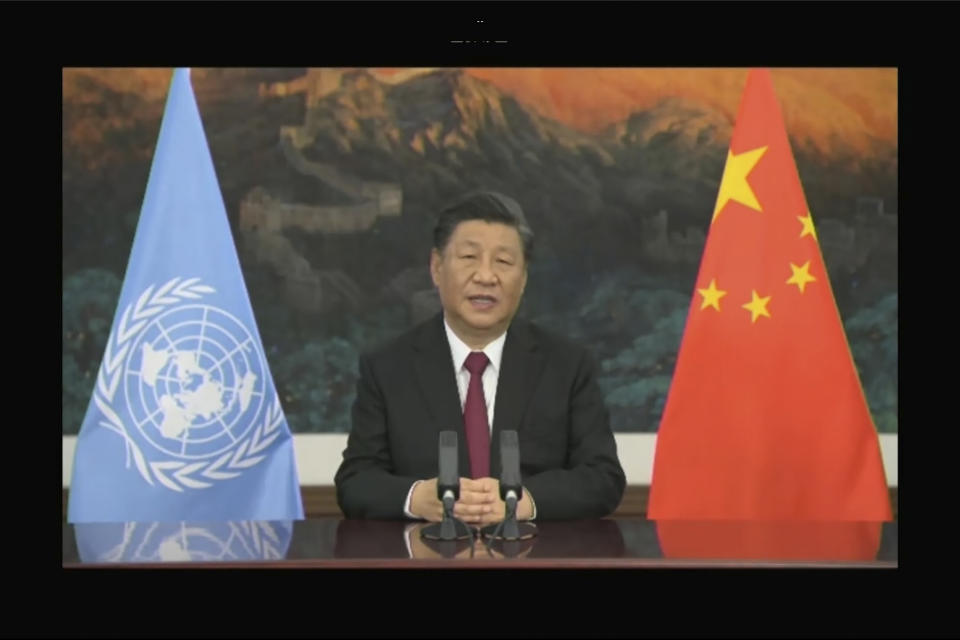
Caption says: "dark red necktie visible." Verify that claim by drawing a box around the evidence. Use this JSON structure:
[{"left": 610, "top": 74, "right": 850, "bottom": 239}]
[{"left": 463, "top": 351, "right": 491, "bottom": 478}]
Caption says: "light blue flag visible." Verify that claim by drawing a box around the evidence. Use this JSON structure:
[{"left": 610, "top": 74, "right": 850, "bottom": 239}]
[
  {"left": 74, "top": 520, "right": 293, "bottom": 563},
  {"left": 67, "top": 68, "right": 304, "bottom": 523}
]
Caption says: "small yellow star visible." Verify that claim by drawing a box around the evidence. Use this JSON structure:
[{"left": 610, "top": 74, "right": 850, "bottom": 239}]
[
  {"left": 697, "top": 278, "right": 728, "bottom": 312},
  {"left": 786, "top": 260, "right": 817, "bottom": 293},
  {"left": 742, "top": 290, "right": 772, "bottom": 323},
  {"left": 798, "top": 211, "right": 818, "bottom": 240},
  {"left": 712, "top": 146, "right": 768, "bottom": 223}
]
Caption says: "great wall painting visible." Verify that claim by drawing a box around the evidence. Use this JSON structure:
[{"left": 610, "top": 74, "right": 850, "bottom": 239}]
[{"left": 62, "top": 68, "right": 897, "bottom": 434}]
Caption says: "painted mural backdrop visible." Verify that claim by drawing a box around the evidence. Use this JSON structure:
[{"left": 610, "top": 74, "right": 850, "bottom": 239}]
[{"left": 62, "top": 68, "right": 897, "bottom": 435}]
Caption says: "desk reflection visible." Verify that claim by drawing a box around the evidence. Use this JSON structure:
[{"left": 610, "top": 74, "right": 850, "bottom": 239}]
[
  {"left": 73, "top": 521, "right": 294, "bottom": 563},
  {"left": 654, "top": 520, "right": 885, "bottom": 561},
  {"left": 65, "top": 518, "right": 896, "bottom": 566},
  {"left": 333, "top": 519, "right": 627, "bottom": 560}
]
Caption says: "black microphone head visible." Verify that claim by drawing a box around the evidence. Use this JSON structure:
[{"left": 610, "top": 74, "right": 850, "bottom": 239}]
[
  {"left": 440, "top": 430, "right": 458, "bottom": 449},
  {"left": 499, "top": 430, "right": 522, "bottom": 501},
  {"left": 437, "top": 430, "right": 460, "bottom": 501}
]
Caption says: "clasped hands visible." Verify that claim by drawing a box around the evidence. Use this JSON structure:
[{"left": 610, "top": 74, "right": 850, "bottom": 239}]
[{"left": 410, "top": 477, "right": 532, "bottom": 526}]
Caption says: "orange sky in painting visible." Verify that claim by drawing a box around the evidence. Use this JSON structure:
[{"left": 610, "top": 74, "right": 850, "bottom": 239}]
[
  {"left": 65, "top": 67, "right": 897, "bottom": 154},
  {"left": 374, "top": 67, "right": 896, "bottom": 152},
  {"left": 464, "top": 68, "right": 897, "bottom": 150}
]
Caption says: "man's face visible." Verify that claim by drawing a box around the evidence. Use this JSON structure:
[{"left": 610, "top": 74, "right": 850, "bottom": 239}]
[{"left": 430, "top": 220, "right": 527, "bottom": 346}]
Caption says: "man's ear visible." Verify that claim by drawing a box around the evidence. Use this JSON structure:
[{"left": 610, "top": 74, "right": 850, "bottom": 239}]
[{"left": 429, "top": 249, "right": 442, "bottom": 287}]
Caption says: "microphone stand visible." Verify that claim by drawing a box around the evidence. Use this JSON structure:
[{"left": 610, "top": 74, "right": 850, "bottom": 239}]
[
  {"left": 419, "top": 430, "right": 473, "bottom": 556},
  {"left": 480, "top": 489, "right": 537, "bottom": 553},
  {"left": 420, "top": 490, "right": 474, "bottom": 544}
]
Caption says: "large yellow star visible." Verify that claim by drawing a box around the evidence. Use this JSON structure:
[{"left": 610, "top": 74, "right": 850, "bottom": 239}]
[
  {"left": 697, "top": 278, "right": 727, "bottom": 311},
  {"left": 712, "top": 146, "right": 768, "bottom": 223},
  {"left": 798, "top": 211, "right": 818, "bottom": 240},
  {"left": 786, "top": 260, "right": 817, "bottom": 293},
  {"left": 742, "top": 290, "right": 772, "bottom": 323}
]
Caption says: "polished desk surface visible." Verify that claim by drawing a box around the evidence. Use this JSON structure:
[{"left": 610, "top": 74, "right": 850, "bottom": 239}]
[{"left": 62, "top": 518, "right": 897, "bottom": 568}]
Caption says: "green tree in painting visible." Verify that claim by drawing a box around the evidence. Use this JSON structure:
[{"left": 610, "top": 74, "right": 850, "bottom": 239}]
[{"left": 62, "top": 268, "right": 122, "bottom": 434}]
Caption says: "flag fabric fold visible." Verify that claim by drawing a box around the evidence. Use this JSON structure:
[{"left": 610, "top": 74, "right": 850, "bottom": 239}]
[{"left": 68, "top": 68, "right": 304, "bottom": 523}]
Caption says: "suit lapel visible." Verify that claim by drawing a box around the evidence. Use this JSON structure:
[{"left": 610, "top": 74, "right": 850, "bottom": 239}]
[
  {"left": 491, "top": 319, "right": 545, "bottom": 478},
  {"left": 413, "top": 313, "right": 471, "bottom": 475}
]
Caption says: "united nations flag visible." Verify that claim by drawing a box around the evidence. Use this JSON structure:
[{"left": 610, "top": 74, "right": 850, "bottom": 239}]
[{"left": 67, "top": 69, "right": 304, "bottom": 523}]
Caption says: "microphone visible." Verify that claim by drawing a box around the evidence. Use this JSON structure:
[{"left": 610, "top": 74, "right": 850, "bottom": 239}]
[
  {"left": 437, "top": 430, "right": 460, "bottom": 511},
  {"left": 499, "top": 430, "right": 523, "bottom": 511},
  {"left": 420, "top": 431, "right": 473, "bottom": 545},
  {"left": 481, "top": 430, "right": 537, "bottom": 544}
]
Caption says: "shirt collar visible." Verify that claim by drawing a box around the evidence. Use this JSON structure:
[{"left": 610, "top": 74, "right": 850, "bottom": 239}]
[{"left": 443, "top": 317, "right": 506, "bottom": 374}]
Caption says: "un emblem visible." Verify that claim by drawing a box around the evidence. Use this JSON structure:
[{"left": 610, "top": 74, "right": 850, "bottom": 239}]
[
  {"left": 126, "top": 303, "right": 264, "bottom": 458},
  {"left": 94, "top": 277, "right": 285, "bottom": 492}
]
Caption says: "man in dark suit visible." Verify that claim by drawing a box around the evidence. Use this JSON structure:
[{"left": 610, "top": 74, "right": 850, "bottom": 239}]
[{"left": 334, "top": 191, "right": 625, "bottom": 524}]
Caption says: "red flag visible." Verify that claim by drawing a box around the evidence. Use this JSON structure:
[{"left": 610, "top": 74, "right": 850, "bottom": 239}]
[{"left": 647, "top": 69, "right": 892, "bottom": 521}]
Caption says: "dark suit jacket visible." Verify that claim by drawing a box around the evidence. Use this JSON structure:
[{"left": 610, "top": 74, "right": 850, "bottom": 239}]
[{"left": 334, "top": 312, "right": 626, "bottom": 520}]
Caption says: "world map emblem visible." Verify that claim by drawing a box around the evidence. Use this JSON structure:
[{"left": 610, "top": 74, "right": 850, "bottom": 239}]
[{"left": 94, "top": 277, "right": 284, "bottom": 492}]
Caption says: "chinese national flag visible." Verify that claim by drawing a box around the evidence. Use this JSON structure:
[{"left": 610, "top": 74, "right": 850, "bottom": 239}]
[{"left": 647, "top": 69, "right": 892, "bottom": 521}]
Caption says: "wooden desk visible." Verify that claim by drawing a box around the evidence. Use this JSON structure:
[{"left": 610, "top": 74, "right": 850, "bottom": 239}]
[{"left": 63, "top": 518, "right": 897, "bottom": 569}]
